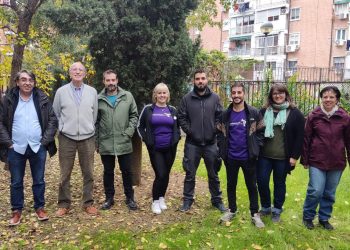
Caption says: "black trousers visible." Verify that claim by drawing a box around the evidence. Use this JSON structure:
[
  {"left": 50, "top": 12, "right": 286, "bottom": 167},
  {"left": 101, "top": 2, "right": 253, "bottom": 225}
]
[
  {"left": 182, "top": 142, "right": 222, "bottom": 204},
  {"left": 225, "top": 158, "right": 259, "bottom": 216},
  {"left": 148, "top": 146, "right": 177, "bottom": 200},
  {"left": 101, "top": 154, "right": 134, "bottom": 200}
]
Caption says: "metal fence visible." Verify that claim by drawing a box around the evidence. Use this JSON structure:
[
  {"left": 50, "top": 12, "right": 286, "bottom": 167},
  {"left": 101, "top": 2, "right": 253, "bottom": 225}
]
[{"left": 210, "top": 80, "right": 350, "bottom": 115}]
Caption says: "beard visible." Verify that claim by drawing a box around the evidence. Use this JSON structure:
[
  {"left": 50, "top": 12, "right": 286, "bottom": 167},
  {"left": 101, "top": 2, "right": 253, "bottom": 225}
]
[
  {"left": 193, "top": 84, "right": 206, "bottom": 93},
  {"left": 233, "top": 98, "right": 243, "bottom": 104},
  {"left": 107, "top": 84, "right": 117, "bottom": 93}
]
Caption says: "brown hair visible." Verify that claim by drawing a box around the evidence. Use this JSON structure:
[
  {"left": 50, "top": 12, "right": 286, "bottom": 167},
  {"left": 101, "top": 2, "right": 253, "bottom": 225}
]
[
  {"left": 103, "top": 69, "right": 118, "bottom": 81},
  {"left": 263, "top": 83, "right": 295, "bottom": 108}
]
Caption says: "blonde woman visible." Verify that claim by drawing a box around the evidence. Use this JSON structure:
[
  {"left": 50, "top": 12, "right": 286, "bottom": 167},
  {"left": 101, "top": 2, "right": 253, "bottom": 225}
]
[{"left": 137, "top": 83, "right": 181, "bottom": 214}]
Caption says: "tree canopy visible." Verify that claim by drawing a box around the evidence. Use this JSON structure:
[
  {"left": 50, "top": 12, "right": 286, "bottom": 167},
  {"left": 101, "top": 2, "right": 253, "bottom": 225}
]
[{"left": 46, "top": 0, "right": 199, "bottom": 106}]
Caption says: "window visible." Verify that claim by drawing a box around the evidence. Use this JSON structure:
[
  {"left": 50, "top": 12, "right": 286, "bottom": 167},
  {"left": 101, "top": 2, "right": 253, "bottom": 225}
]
[
  {"left": 333, "top": 57, "right": 345, "bottom": 69},
  {"left": 267, "top": 62, "right": 276, "bottom": 70},
  {"left": 336, "top": 29, "right": 346, "bottom": 40},
  {"left": 268, "top": 8, "right": 280, "bottom": 21},
  {"left": 256, "top": 34, "right": 278, "bottom": 47},
  {"left": 290, "top": 8, "right": 300, "bottom": 21},
  {"left": 256, "top": 8, "right": 280, "bottom": 23},
  {"left": 288, "top": 60, "right": 297, "bottom": 69},
  {"left": 335, "top": 3, "right": 348, "bottom": 15},
  {"left": 289, "top": 33, "right": 300, "bottom": 45}
]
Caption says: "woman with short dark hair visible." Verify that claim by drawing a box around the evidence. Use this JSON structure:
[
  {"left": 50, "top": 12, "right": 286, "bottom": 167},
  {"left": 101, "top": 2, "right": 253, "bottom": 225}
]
[
  {"left": 301, "top": 86, "right": 350, "bottom": 230},
  {"left": 257, "top": 83, "right": 305, "bottom": 223}
]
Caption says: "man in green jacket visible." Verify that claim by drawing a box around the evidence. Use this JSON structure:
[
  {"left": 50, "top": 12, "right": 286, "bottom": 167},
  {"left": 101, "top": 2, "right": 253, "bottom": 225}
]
[{"left": 96, "top": 69, "right": 139, "bottom": 210}]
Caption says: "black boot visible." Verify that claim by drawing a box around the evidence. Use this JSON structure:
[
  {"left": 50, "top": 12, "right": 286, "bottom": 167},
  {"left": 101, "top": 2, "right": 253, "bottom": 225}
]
[
  {"left": 125, "top": 197, "right": 138, "bottom": 210},
  {"left": 179, "top": 200, "right": 193, "bottom": 212},
  {"left": 101, "top": 198, "right": 114, "bottom": 210}
]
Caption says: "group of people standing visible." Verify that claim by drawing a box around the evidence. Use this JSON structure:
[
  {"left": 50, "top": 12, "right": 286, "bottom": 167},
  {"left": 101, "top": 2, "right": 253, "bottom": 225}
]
[{"left": 0, "top": 64, "right": 349, "bottom": 231}]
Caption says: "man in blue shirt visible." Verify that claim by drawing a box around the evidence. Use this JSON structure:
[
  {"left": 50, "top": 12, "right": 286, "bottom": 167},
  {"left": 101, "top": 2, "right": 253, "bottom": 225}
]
[{"left": 0, "top": 70, "right": 57, "bottom": 226}]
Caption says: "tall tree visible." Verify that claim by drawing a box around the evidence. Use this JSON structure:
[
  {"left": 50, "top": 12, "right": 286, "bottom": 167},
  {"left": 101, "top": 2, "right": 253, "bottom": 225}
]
[{"left": 0, "top": 0, "right": 46, "bottom": 87}]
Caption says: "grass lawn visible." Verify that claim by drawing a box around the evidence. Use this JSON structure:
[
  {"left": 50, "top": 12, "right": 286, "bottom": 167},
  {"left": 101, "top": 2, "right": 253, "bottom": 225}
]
[{"left": 61, "top": 140, "right": 350, "bottom": 250}]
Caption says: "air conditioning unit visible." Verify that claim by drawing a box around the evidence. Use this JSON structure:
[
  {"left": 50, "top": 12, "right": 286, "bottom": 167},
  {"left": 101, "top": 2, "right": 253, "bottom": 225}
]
[
  {"left": 286, "top": 44, "right": 299, "bottom": 53},
  {"left": 335, "top": 40, "right": 345, "bottom": 46},
  {"left": 280, "top": 7, "right": 289, "bottom": 15},
  {"left": 338, "top": 13, "right": 348, "bottom": 19}
]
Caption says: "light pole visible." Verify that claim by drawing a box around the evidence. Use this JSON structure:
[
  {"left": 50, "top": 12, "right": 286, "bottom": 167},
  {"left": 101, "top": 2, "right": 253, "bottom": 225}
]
[{"left": 260, "top": 22, "right": 273, "bottom": 81}]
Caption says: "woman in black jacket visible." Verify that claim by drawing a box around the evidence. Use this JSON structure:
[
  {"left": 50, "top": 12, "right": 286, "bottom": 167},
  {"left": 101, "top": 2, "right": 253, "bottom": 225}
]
[
  {"left": 137, "top": 83, "right": 181, "bottom": 214},
  {"left": 257, "top": 83, "right": 305, "bottom": 223}
]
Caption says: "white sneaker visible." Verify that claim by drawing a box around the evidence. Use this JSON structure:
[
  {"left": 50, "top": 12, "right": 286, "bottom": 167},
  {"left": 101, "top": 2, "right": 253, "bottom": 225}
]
[
  {"left": 159, "top": 197, "right": 167, "bottom": 210},
  {"left": 252, "top": 213, "right": 265, "bottom": 228},
  {"left": 152, "top": 200, "right": 162, "bottom": 214}
]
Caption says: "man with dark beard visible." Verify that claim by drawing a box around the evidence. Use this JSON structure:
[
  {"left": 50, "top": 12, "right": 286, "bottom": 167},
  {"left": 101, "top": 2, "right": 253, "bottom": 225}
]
[
  {"left": 178, "top": 69, "right": 226, "bottom": 212},
  {"left": 95, "top": 69, "right": 138, "bottom": 210},
  {"left": 217, "top": 82, "right": 265, "bottom": 228}
]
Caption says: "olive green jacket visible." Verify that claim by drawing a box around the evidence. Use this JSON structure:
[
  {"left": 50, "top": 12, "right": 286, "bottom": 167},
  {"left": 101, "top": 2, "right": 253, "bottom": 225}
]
[{"left": 96, "top": 87, "right": 138, "bottom": 155}]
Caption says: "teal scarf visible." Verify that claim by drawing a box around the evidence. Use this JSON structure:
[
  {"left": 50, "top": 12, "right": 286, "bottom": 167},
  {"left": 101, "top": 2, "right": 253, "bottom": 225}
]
[{"left": 264, "top": 102, "right": 289, "bottom": 138}]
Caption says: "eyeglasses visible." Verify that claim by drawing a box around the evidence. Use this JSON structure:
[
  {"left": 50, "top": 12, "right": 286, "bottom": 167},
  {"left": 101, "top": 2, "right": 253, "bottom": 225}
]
[
  {"left": 272, "top": 92, "right": 285, "bottom": 96},
  {"left": 19, "top": 78, "right": 34, "bottom": 83}
]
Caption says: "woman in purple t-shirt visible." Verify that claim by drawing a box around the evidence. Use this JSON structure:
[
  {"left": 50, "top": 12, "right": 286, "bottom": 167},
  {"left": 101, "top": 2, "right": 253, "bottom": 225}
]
[{"left": 137, "top": 83, "right": 181, "bottom": 214}]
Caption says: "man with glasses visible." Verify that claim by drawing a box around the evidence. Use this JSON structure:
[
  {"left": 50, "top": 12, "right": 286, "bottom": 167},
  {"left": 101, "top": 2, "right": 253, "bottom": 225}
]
[
  {"left": 53, "top": 62, "right": 98, "bottom": 217},
  {"left": 0, "top": 70, "right": 58, "bottom": 226}
]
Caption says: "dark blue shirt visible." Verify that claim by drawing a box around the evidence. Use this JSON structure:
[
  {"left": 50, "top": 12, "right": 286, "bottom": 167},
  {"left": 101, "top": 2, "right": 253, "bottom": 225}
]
[{"left": 228, "top": 110, "right": 248, "bottom": 160}]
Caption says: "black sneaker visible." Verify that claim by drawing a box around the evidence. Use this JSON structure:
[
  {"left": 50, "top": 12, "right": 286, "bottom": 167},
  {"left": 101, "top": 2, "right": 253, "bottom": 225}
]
[
  {"left": 271, "top": 212, "right": 281, "bottom": 223},
  {"left": 101, "top": 199, "right": 114, "bottom": 210},
  {"left": 179, "top": 200, "right": 193, "bottom": 212},
  {"left": 303, "top": 219, "right": 314, "bottom": 230},
  {"left": 125, "top": 198, "right": 138, "bottom": 210},
  {"left": 319, "top": 220, "right": 334, "bottom": 230},
  {"left": 212, "top": 202, "right": 228, "bottom": 213}
]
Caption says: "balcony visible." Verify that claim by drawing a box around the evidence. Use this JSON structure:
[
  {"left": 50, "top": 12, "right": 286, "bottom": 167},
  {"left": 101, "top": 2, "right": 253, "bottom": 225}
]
[
  {"left": 229, "top": 24, "right": 254, "bottom": 37},
  {"left": 229, "top": 48, "right": 251, "bottom": 57},
  {"left": 256, "top": 0, "right": 289, "bottom": 10},
  {"left": 228, "top": 46, "right": 285, "bottom": 58},
  {"left": 253, "top": 46, "right": 285, "bottom": 56}
]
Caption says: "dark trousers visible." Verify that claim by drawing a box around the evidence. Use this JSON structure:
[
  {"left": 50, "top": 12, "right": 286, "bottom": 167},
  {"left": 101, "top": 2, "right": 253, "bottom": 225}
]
[
  {"left": 148, "top": 146, "right": 177, "bottom": 200},
  {"left": 182, "top": 142, "right": 222, "bottom": 204},
  {"left": 101, "top": 153, "right": 134, "bottom": 200},
  {"left": 257, "top": 156, "right": 288, "bottom": 214},
  {"left": 8, "top": 145, "right": 47, "bottom": 211},
  {"left": 225, "top": 158, "right": 259, "bottom": 216}
]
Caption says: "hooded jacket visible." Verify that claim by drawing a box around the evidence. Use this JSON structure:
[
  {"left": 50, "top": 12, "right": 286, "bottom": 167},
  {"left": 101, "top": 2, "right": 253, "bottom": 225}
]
[
  {"left": 300, "top": 106, "right": 350, "bottom": 171},
  {"left": 95, "top": 87, "right": 138, "bottom": 156},
  {"left": 178, "top": 88, "right": 222, "bottom": 146}
]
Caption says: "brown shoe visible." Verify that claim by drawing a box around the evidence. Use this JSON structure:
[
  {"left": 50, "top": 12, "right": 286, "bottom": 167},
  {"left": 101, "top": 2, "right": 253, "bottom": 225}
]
[
  {"left": 85, "top": 206, "right": 98, "bottom": 216},
  {"left": 36, "top": 208, "right": 49, "bottom": 221},
  {"left": 9, "top": 210, "right": 22, "bottom": 226},
  {"left": 56, "top": 207, "right": 69, "bottom": 217}
]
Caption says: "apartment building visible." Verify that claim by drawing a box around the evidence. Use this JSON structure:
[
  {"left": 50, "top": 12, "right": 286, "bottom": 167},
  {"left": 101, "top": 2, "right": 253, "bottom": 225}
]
[{"left": 188, "top": 0, "right": 229, "bottom": 51}]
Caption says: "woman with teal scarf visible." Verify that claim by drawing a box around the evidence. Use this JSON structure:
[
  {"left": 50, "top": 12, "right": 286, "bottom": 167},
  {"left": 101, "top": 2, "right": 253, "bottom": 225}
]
[{"left": 257, "top": 83, "right": 305, "bottom": 223}]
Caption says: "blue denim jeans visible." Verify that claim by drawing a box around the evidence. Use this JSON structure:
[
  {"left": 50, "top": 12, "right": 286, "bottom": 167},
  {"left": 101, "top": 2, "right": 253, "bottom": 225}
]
[
  {"left": 303, "top": 167, "right": 342, "bottom": 221},
  {"left": 8, "top": 145, "right": 47, "bottom": 211},
  {"left": 257, "top": 156, "right": 288, "bottom": 214}
]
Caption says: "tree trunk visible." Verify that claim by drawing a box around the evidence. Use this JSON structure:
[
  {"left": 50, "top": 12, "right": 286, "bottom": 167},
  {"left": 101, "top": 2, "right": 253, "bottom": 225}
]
[
  {"left": 9, "top": 7, "right": 36, "bottom": 87},
  {"left": 130, "top": 132, "right": 142, "bottom": 186}
]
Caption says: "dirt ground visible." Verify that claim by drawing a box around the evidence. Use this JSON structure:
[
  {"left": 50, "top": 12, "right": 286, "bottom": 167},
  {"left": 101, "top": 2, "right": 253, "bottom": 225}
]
[{"left": 0, "top": 149, "right": 212, "bottom": 248}]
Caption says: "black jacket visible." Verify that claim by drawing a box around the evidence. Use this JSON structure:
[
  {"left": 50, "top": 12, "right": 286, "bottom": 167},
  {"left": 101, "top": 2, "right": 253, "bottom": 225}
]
[
  {"left": 137, "top": 104, "right": 181, "bottom": 148},
  {"left": 217, "top": 102, "right": 264, "bottom": 162},
  {"left": 178, "top": 88, "right": 222, "bottom": 146},
  {"left": 0, "top": 87, "right": 58, "bottom": 162},
  {"left": 259, "top": 107, "right": 305, "bottom": 173}
]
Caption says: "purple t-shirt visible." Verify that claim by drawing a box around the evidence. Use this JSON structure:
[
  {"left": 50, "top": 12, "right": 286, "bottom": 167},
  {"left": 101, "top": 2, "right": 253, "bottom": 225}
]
[
  {"left": 151, "top": 105, "right": 174, "bottom": 149},
  {"left": 228, "top": 110, "right": 249, "bottom": 160}
]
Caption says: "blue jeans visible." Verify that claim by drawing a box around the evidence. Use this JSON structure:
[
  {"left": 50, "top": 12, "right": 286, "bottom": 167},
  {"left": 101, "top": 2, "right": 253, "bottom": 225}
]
[
  {"left": 303, "top": 167, "right": 342, "bottom": 221},
  {"left": 8, "top": 145, "right": 47, "bottom": 211},
  {"left": 257, "top": 157, "right": 288, "bottom": 214}
]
